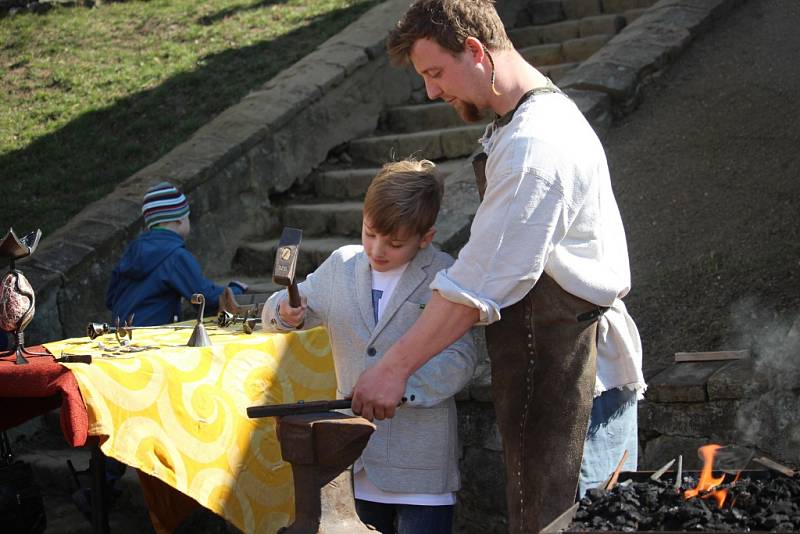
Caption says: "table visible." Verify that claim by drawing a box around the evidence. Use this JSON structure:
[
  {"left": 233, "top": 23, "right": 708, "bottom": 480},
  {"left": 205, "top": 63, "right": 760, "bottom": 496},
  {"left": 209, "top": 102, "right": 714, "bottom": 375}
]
[
  {"left": 41, "top": 323, "right": 335, "bottom": 534},
  {"left": 0, "top": 348, "right": 88, "bottom": 447}
]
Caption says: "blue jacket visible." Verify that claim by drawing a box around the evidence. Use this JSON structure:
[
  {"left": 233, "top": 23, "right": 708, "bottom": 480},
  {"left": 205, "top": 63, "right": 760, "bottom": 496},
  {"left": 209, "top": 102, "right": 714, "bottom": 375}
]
[{"left": 105, "top": 229, "right": 244, "bottom": 327}]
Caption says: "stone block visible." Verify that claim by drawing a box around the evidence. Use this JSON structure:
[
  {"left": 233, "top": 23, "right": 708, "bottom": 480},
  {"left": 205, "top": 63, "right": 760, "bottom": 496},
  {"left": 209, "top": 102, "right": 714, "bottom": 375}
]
[
  {"left": 542, "top": 61, "right": 579, "bottom": 83},
  {"left": 525, "top": 0, "right": 566, "bottom": 25},
  {"left": 527, "top": 20, "right": 581, "bottom": 45},
  {"left": 652, "top": 0, "right": 740, "bottom": 22},
  {"left": 579, "top": 14, "right": 626, "bottom": 36},
  {"left": 624, "top": 7, "right": 649, "bottom": 22},
  {"left": 563, "top": 0, "right": 603, "bottom": 19},
  {"left": 456, "top": 445, "right": 507, "bottom": 533},
  {"left": 562, "top": 33, "right": 613, "bottom": 62},
  {"left": 558, "top": 60, "right": 639, "bottom": 104},
  {"left": 590, "top": 39, "right": 672, "bottom": 79},
  {"left": 313, "top": 168, "right": 375, "bottom": 199},
  {"left": 440, "top": 125, "right": 486, "bottom": 160},
  {"left": 468, "top": 361, "right": 493, "bottom": 403},
  {"left": 349, "top": 130, "right": 441, "bottom": 164},
  {"left": 520, "top": 42, "right": 564, "bottom": 66},
  {"left": 457, "top": 401, "right": 503, "bottom": 452},
  {"left": 602, "top": 0, "right": 658, "bottom": 12},
  {"left": 641, "top": 5, "right": 710, "bottom": 37},
  {"left": 17, "top": 263, "right": 63, "bottom": 344},
  {"left": 707, "top": 358, "right": 770, "bottom": 400},
  {"left": 380, "top": 102, "right": 467, "bottom": 134},
  {"left": 641, "top": 434, "right": 709, "bottom": 471},
  {"left": 645, "top": 361, "right": 729, "bottom": 402},
  {"left": 639, "top": 398, "right": 741, "bottom": 442}
]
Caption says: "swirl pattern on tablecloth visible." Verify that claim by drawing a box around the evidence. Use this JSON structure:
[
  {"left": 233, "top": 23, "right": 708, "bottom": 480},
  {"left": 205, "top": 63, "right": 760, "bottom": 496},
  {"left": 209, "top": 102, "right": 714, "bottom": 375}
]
[{"left": 46, "top": 325, "right": 335, "bottom": 533}]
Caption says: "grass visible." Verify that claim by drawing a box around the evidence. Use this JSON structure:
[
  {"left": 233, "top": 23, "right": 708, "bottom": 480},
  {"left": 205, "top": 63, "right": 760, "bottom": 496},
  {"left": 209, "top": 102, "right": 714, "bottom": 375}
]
[{"left": 0, "top": 0, "right": 382, "bottom": 237}]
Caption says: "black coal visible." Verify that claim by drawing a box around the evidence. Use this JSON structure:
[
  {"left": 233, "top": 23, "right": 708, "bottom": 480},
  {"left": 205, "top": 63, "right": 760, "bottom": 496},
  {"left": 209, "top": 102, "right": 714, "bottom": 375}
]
[{"left": 568, "top": 473, "right": 800, "bottom": 531}]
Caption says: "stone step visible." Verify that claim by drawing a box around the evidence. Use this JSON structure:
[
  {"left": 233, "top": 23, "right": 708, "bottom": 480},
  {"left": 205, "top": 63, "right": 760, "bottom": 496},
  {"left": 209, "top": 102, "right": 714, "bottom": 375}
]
[
  {"left": 509, "top": 14, "right": 625, "bottom": 48},
  {"left": 233, "top": 236, "right": 359, "bottom": 278},
  {"left": 520, "top": 42, "right": 564, "bottom": 66},
  {"left": 540, "top": 61, "right": 580, "bottom": 82},
  {"left": 283, "top": 201, "right": 363, "bottom": 237},
  {"left": 601, "top": 0, "right": 659, "bottom": 15},
  {"left": 312, "top": 167, "right": 377, "bottom": 200},
  {"left": 562, "top": 33, "right": 614, "bottom": 63},
  {"left": 347, "top": 124, "right": 486, "bottom": 165},
  {"left": 312, "top": 158, "right": 468, "bottom": 200},
  {"left": 379, "top": 102, "right": 491, "bottom": 134},
  {"left": 520, "top": 32, "right": 613, "bottom": 67},
  {"left": 213, "top": 275, "right": 284, "bottom": 295}
]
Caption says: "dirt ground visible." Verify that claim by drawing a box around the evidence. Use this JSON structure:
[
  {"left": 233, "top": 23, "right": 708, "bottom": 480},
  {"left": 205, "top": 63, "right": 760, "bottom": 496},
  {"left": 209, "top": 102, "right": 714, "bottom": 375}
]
[{"left": 604, "top": 0, "right": 800, "bottom": 381}]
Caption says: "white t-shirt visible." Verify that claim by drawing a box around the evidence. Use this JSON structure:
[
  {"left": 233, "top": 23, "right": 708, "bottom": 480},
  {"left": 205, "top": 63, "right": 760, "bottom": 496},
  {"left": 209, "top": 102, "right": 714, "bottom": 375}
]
[{"left": 353, "top": 262, "right": 456, "bottom": 506}]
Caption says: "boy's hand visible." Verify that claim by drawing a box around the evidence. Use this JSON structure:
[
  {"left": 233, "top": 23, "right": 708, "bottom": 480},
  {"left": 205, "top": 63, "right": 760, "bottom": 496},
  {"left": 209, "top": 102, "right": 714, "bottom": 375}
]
[{"left": 278, "top": 296, "right": 307, "bottom": 327}]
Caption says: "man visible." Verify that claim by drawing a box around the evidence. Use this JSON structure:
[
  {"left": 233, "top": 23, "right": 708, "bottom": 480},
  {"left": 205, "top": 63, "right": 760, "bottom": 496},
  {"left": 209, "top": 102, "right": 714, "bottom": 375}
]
[{"left": 350, "top": 1, "right": 645, "bottom": 532}]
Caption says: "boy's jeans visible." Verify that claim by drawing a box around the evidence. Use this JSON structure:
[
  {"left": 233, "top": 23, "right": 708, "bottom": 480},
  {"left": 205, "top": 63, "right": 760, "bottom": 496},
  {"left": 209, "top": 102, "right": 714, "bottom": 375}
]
[
  {"left": 355, "top": 499, "right": 453, "bottom": 534},
  {"left": 579, "top": 387, "right": 639, "bottom": 497}
]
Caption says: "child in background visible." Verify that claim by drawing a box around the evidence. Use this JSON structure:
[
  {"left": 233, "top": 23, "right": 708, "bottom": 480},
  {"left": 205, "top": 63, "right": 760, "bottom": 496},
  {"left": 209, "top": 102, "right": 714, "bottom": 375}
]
[
  {"left": 262, "top": 159, "right": 477, "bottom": 534},
  {"left": 106, "top": 181, "right": 247, "bottom": 326}
]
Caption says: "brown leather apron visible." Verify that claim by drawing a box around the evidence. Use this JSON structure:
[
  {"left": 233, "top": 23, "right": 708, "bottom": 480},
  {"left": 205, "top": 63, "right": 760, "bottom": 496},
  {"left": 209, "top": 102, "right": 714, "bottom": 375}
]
[{"left": 473, "top": 89, "right": 601, "bottom": 533}]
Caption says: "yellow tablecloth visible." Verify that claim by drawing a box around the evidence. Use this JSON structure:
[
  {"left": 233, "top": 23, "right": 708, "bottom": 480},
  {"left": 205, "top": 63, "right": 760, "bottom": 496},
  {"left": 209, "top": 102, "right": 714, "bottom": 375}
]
[{"left": 45, "top": 323, "right": 335, "bottom": 534}]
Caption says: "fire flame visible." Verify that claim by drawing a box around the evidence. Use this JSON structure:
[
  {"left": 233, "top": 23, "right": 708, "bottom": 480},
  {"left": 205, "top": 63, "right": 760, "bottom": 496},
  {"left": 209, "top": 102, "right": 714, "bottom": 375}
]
[{"left": 684, "top": 444, "right": 730, "bottom": 507}]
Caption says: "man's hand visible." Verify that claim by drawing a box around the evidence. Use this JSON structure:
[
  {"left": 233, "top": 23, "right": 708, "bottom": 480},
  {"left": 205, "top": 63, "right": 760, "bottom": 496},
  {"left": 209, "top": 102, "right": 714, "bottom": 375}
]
[
  {"left": 278, "top": 296, "right": 306, "bottom": 328},
  {"left": 351, "top": 359, "right": 409, "bottom": 421}
]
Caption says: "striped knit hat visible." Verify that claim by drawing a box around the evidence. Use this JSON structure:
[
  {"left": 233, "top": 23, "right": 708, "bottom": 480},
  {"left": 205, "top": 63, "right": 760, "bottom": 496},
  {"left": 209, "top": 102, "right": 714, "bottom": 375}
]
[{"left": 142, "top": 182, "right": 190, "bottom": 229}]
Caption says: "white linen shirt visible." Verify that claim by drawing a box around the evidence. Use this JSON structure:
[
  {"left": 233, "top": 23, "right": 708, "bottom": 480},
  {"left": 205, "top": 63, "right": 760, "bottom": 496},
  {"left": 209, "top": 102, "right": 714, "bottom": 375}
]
[{"left": 430, "top": 90, "right": 646, "bottom": 395}]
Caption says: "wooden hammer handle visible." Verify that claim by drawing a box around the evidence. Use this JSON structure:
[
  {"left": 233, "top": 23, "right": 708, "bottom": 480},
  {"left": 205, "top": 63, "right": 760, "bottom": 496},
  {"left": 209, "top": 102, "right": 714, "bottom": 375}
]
[{"left": 287, "top": 281, "right": 301, "bottom": 308}]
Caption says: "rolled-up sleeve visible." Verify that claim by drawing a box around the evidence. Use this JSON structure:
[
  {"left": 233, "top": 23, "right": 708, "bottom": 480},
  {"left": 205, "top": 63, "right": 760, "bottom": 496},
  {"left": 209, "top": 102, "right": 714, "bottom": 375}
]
[{"left": 432, "top": 167, "right": 575, "bottom": 325}]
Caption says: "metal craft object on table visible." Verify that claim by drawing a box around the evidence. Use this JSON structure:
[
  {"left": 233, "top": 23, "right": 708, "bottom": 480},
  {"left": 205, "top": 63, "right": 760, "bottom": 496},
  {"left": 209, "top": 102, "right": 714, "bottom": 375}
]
[{"left": 0, "top": 228, "right": 48, "bottom": 365}]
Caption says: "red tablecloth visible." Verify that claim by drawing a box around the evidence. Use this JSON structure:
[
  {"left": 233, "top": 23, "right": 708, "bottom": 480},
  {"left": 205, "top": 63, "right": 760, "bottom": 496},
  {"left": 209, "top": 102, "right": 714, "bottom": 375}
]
[{"left": 0, "top": 348, "right": 89, "bottom": 446}]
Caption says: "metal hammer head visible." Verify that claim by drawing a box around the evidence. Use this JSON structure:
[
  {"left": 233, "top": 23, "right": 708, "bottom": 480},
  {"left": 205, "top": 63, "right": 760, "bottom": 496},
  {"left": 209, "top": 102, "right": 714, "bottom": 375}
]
[{"left": 273, "top": 227, "right": 302, "bottom": 288}]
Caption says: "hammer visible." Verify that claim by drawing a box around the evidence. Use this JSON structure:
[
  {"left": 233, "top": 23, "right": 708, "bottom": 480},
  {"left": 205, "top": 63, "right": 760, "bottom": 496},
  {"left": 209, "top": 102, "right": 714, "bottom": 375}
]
[{"left": 273, "top": 227, "right": 303, "bottom": 308}]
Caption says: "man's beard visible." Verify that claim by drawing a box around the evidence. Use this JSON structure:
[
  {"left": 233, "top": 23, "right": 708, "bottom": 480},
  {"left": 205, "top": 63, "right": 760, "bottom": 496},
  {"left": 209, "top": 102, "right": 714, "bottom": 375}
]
[{"left": 452, "top": 99, "right": 484, "bottom": 123}]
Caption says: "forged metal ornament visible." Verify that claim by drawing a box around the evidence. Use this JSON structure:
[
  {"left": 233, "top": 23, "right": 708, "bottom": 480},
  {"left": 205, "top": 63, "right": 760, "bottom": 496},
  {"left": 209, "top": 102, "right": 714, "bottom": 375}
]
[
  {"left": 0, "top": 228, "right": 42, "bottom": 264},
  {"left": 0, "top": 228, "right": 46, "bottom": 364}
]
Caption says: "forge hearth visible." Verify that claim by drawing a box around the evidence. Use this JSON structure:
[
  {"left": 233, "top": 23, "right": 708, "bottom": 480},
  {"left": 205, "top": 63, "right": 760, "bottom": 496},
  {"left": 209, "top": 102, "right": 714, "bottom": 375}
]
[{"left": 542, "top": 470, "right": 800, "bottom": 533}]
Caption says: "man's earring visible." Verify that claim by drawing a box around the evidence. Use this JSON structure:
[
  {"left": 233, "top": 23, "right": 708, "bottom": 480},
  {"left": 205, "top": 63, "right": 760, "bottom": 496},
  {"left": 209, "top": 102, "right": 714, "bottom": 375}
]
[{"left": 485, "top": 48, "right": 502, "bottom": 96}]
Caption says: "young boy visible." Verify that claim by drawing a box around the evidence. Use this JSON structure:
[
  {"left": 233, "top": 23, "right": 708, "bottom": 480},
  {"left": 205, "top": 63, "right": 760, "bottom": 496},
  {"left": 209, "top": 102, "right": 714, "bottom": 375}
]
[
  {"left": 262, "top": 159, "right": 477, "bottom": 534},
  {"left": 106, "top": 181, "right": 247, "bottom": 326}
]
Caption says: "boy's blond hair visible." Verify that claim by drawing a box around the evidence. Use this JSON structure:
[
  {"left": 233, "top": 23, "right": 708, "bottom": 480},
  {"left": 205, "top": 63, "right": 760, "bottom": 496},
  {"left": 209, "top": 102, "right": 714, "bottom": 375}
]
[
  {"left": 363, "top": 159, "right": 443, "bottom": 237},
  {"left": 387, "top": 0, "right": 513, "bottom": 66}
]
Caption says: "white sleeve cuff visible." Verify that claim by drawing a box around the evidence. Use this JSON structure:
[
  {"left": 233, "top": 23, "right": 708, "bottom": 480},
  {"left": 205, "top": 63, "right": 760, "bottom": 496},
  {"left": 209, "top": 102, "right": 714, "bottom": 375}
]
[
  {"left": 273, "top": 294, "right": 298, "bottom": 331},
  {"left": 430, "top": 270, "right": 502, "bottom": 325}
]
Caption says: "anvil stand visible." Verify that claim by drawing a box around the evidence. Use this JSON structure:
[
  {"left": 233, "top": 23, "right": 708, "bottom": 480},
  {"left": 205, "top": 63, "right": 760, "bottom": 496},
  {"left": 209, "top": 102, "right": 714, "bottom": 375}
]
[
  {"left": 0, "top": 228, "right": 47, "bottom": 365},
  {"left": 276, "top": 412, "right": 378, "bottom": 533}
]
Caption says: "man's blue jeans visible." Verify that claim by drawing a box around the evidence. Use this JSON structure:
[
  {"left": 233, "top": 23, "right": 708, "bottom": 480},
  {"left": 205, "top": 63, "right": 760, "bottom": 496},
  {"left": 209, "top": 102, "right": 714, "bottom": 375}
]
[
  {"left": 578, "top": 386, "right": 639, "bottom": 497},
  {"left": 355, "top": 499, "right": 453, "bottom": 534}
]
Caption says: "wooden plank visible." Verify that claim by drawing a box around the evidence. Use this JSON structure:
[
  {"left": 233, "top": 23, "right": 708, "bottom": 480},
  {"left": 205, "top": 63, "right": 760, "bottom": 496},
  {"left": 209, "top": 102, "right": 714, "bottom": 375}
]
[
  {"left": 753, "top": 456, "right": 796, "bottom": 477},
  {"left": 674, "top": 350, "right": 750, "bottom": 363}
]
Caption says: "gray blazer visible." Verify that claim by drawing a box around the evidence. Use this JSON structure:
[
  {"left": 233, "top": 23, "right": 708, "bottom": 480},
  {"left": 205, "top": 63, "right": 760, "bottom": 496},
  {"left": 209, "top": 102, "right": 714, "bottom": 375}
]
[{"left": 262, "top": 244, "right": 477, "bottom": 494}]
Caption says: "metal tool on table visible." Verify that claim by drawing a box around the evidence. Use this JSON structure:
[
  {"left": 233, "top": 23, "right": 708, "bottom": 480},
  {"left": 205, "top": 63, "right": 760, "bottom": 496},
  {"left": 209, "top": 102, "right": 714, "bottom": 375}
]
[
  {"left": 186, "top": 293, "right": 212, "bottom": 347},
  {"left": 0, "top": 227, "right": 49, "bottom": 365},
  {"left": 217, "top": 309, "right": 261, "bottom": 334},
  {"left": 86, "top": 317, "right": 194, "bottom": 341},
  {"left": 273, "top": 227, "right": 303, "bottom": 316}
]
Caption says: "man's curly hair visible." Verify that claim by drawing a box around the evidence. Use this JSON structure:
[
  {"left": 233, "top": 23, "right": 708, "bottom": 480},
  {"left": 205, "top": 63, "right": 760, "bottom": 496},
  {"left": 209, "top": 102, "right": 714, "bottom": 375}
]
[{"left": 387, "top": 0, "right": 512, "bottom": 66}]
